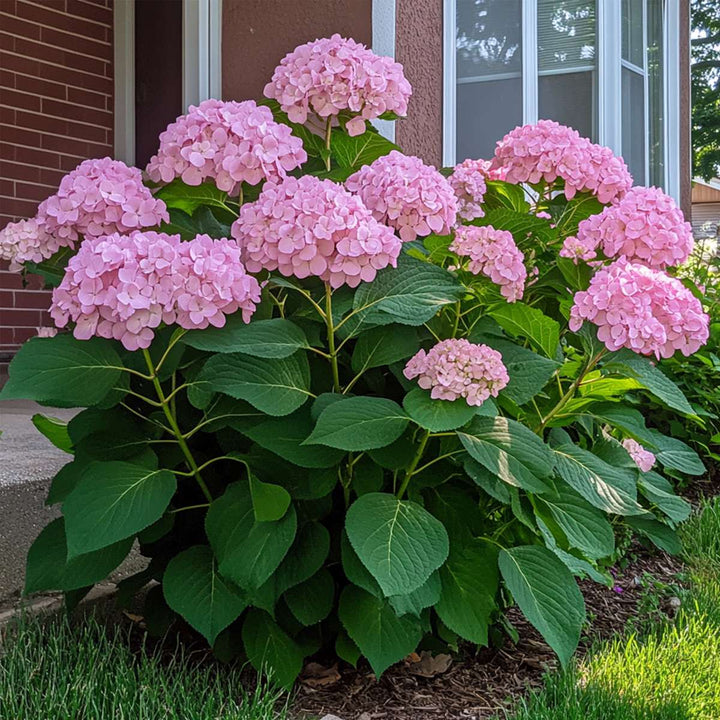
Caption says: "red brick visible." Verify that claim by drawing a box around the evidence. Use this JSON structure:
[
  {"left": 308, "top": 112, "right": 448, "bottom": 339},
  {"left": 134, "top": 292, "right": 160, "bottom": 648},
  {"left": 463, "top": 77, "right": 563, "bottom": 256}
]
[
  {"left": 0, "top": 11, "right": 41, "bottom": 39},
  {"left": 0, "top": 159, "right": 42, "bottom": 183},
  {"left": 12, "top": 289, "right": 51, "bottom": 309},
  {"left": 41, "top": 133, "right": 106, "bottom": 159},
  {"left": 0, "top": 143, "right": 60, "bottom": 168},
  {"left": 66, "top": 119, "right": 108, "bottom": 144},
  {"left": 38, "top": 167, "right": 64, "bottom": 187},
  {"left": 12, "top": 71, "right": 67, "bottom": 100},
  {"left": 14, "top": 182, "right": 56, "bottom": 201},
  {"left": 0, "top": 69, "right": 16, "bottom": 88},
  {"left": 13, "top": 36, "right": 108, "bottom": 77},
  {"left": 14, "top": 327, "right": 41, "bottom": 345},
  {"left": 0, "top": 291, "right": 14, "bottom": 308},
  {"left": 67, "top": 85, "right": 107, "bottom": 108},
  {"left": 0, "top": 106, "right": 16, "bottom": 124},
  {"left": 65, "top": 0, "right": 112, "bottom": 26},
  {"left": 40, "top": 25, "right": 111, "bottom": 62},
  {"left": 42, "top": 97, "right": 111, "bottom": 127},
  {"left": 0, "top": 87, "right": 41, "bottom": 111},
  {"left": 0, "top": 179, "right": 14, "bottom": 196},
  {"left": 0, "top": 327, "right": 16, "bottom": 347},
  {"left": 0, "top": 124, "right": 43, "bottom": 148},
  {"left": 16, "top": 0, "right": 109, "bottom": 37},
  {"left": 0, "top": 31, "right": 15, "bottom": 52},
  {"left": 0, "top": 197, "right": 39, "bottom": 218},
  {"left": 0, "top": 271, "right": 27, "bottom": 290},
  {"left": 0, "top": 308, "right": 45, "bottom": 326},
  {"left": 15, "top": 110, "right": 67, "bottom": 136}
]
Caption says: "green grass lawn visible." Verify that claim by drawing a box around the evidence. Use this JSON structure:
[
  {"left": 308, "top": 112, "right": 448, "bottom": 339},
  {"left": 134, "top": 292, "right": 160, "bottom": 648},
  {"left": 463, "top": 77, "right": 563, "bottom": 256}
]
[
  {"left": 0, "top": 613, "right": 287, "bottom": 719},
  {"left": 504, "top": 497, "right": 720, "bottom": 720}
]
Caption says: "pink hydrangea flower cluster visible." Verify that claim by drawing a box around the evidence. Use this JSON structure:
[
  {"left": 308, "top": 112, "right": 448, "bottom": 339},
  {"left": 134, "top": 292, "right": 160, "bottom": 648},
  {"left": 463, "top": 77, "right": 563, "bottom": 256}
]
[
  {"left": 346, "top": 151, "right": 458, "bottom": 242},
  {"left": 51, "top": 231, "right": 261, "bottom": 351},
  {"left": 569, "top": 258, "right": 709, "bottom": 358},
  {"left": 448, "top": 159, "right": 494, "bottom": 221},
  {"left": 38, "top": 158, "right": 168, "bottom": 244},
  {"left": 450, "top": 225, "right": 527, "bottom": 302},
  {"left": 403, "top": 338, "right": 509, "bottom": 406},
  {"left": 492, "top": 120, "right": 633, "bottom": 203},
  {"left": 146, "top": 99, "right": 307, "bottom": 194},
  {"left": 559, "top": 235, "right": 598, "bottom": 262},
  {"left": 562, "top": 186, "right": 693, "bottom": 269},
  {"left": 0, "top": 218, "right": 66, "bottom": 271},
  {"left": 622, "top": 438, "right": 656, "bottom": 472},
  {"left": 232, "top": 175, "right": 401, "bottom": 288},
  {"left": 263, "top": 34, "right": 411, "bottom": 137}
]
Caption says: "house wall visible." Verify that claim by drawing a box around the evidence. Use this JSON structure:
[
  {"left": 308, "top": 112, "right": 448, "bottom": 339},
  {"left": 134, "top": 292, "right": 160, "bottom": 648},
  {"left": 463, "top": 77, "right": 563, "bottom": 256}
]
[
  {"left": 221, "top": 0, "right": 372, "bottom": 103},
  {"left": 0, "top": 0, "right": 114, "bottom": 353},
  {"left": 395, "top": 0, "right": 443, "bottom": 166}
]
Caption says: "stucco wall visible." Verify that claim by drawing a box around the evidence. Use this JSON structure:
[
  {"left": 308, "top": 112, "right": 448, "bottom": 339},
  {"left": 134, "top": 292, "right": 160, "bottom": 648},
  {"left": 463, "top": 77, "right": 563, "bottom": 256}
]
[
  {"left": 395, "top": 0, "right": 444, "bottom": 166},
  {"left": 221, "top": 0, "right": 372, "bottom": 103}
]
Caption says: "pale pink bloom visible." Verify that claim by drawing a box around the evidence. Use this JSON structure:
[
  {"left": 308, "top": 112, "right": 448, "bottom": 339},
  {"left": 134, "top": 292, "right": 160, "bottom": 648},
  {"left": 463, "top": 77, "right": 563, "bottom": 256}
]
[
  {"left": 560, "top": 235, "right": 598, "bottom": 262},
  {"left": 147, "top": 99, "right": 306, "bottom": 194},
  {"left": 263, "top": 34, "right": 411, "bottom": 136},
  {"left": 232, "top": 175, "right": 401, "bottom": 289},
  {"left": 38, "top": 158, "right": 168, "bottom": 245},
  {"left": 450, "top": 225, "right": 526, "bottom": 302},
  {"left": 36, "top": 327, "right": 58, "bottom": 338},
  {"left": 0, "top": 218, "right": 70, "bottom": 271},
  {"left": 51, "top": 231, "right": 261, "bottom": 351},
  {"left": 403, "top": 338, "right": 509, "bottom": 406},
  {"left": 492, "top": 120, "right": 633, "bottom": 204},
  {"left": 572, "top": 186, "right": 693, "bottom": 269},
  {"left": 448, "top": 159, "right": 497, "bottom": 221},
  {"left": 345, "top": 151, "right": 458, "bottom": 242},
  {"left": 569, "top": 258, "right": 709, "bottom": 359},
  {"left": 623, "top": 438, "right": 656, "bottom": 472}
]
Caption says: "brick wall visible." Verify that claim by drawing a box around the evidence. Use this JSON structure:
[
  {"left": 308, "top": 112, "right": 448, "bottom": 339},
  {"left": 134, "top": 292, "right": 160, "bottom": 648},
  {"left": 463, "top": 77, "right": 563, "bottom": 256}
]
[{"left": 0, "top": 0, "right": 114, "bottom": 353}]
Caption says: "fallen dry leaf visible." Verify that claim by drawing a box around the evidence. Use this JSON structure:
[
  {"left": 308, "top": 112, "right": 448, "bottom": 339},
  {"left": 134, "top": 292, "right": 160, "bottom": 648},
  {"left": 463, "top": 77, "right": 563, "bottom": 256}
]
[
  {"left": 301, "top": 662, "right": 342, "bottom": 688},
  {"left": 406, "top": 650, "right": 452, "bottom": 678}
]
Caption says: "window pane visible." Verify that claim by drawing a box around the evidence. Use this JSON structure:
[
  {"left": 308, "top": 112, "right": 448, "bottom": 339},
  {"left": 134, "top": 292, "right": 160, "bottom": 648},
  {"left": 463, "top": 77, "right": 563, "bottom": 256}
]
[
  {"left": 622, "top": 0, "right": 645, "bottom": 68},
  {"left": 456, "top": 0, "right": 523, "bottom": 160},
  {"left": 622, "top": 67, "right": 646, "bottom": 184},
  {"left": 538, "top": 0, "right": 596, "bottom": 73},
  {"left": 537, "top": 0, "right": 596, "bottom": 140},
  {"left": 539, "top": 72, "right": 594, "bottom": 139},
  {"left": 648, "top": 0, "right": 665, "bottom": 188}
]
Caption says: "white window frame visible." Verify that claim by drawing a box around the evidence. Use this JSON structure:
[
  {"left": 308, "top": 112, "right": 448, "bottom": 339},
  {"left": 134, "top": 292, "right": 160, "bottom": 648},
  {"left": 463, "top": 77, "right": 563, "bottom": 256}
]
[
  {"left": 372, "top": 0, "right": 397, "bottom": 142},
  {"left": 114, "top": 0, "right": 223, "bottom": 166},
  {"left": 443, "top": 0, "right": 681, "bottom": 201}
]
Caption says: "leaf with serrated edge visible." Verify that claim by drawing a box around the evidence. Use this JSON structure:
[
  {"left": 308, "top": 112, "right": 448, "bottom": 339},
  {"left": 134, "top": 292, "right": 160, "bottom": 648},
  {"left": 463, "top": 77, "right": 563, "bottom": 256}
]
[
  {"left": 184, "top": 318, "right": 309, "bottom": 357},
  {"left": 163, "top": 545, "right": 246, "bottom": 645},
  {"left": 339, "top": 585, "right": 423, "bottom": 677},
  {"left": 200, "top": 352, "right": 312, "bottom": 416},
  {"left": 306, "top": 396, "right": 409, "bottom": 451},
  {"left": 345, "top": 492, "right": 449, "bottom": 596},
  {"left": 499, "top": 545, "right": 585, "bottom": 666},
  {"left": 63, "top": 461, "right": 176, "bottom": 557},
  {"left": 457, "top": 416, "right": 554, "bottom": 493}
]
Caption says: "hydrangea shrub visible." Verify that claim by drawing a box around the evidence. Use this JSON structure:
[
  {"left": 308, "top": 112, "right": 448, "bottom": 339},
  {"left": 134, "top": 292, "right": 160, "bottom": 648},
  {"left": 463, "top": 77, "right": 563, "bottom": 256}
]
[{"left": 0, "top": 35, "right": 709, "bottom": 687}]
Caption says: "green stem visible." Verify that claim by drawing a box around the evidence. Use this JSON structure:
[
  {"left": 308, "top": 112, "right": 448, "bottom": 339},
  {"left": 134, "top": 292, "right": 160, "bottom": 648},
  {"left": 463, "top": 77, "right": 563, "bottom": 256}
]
[
  {"left": 397, "top": 430, "right": 431, "bottom": 499},
  {"left": 324, "top": 116, "right": 332, "bottom": 172},
  {"left": 325, "top": 283, "right": 341, "bottom": 392},
  {"left": 170, "top": 503, "right": 210, "bottom": 514},
  {"left": 142, "top": 349, "right": 213, "bottom": 503},
  {"left": 538, "top": 349, "right": 607, "bottom": 433},
  {"left": 451, "top": 301, "right": 462, "bottom": 338}
]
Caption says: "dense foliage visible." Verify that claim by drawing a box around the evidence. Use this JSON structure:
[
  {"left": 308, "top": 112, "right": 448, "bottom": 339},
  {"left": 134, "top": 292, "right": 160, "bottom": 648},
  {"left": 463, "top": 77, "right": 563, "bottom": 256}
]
[{"left": 0, "top": 35, "right": 709, "bottom": 687}]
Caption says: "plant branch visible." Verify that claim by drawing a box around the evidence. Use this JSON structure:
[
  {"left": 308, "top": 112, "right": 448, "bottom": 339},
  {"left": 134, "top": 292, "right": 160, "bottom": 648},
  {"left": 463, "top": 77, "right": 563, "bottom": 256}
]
[
  {"left": 142, "top": 349, "right": 213, "bottom": 503},
  {"left": 397, "top": 429, "right": 431, "bottom": 499},
  {"left": 325, "top": 283, "right": 341, "bottom": 392}
]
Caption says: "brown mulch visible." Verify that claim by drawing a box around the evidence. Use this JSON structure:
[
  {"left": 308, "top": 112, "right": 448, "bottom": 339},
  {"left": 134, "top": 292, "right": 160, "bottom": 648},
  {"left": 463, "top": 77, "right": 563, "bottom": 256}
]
[{"left": 291, "top": 546, "right": 685, "bottom": 720}]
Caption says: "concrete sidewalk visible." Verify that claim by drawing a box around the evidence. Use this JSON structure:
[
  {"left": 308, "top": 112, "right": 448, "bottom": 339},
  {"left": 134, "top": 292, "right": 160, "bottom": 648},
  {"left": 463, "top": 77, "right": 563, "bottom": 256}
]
[
  {"left": 0, "top": 400, "right": 147, "bottom": 606},
  {"left": 0, "top": 400, "right": 74, "bottom": 604}
]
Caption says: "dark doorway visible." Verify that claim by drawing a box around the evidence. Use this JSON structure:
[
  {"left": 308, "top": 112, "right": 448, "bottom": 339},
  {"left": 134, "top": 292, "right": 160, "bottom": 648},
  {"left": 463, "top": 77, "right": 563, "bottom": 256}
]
[{"left": 134, "top": 0, "right": 183, "bottom": 168}]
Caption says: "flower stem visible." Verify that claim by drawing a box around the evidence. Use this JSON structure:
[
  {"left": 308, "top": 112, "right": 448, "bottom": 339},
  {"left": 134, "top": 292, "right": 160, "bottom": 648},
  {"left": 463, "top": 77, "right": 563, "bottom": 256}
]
[
  {"left": 397, "top": 430, "right": 431, "bottom": 499},
  {"left": 538, "top": 349, "right": 607, "bottom": 433},
  {"left": 324, "top": 116, "right": 332, "bottom": 172},
  {"left": 142, "top": 349, "right": 213, "bottom": 503},
  {"left": 324, "top": 283, "right": 341, "bottom": 392}
]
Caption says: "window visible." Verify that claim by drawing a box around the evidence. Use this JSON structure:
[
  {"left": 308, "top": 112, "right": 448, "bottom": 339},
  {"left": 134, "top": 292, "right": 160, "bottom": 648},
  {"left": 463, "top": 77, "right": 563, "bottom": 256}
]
[{"left": 443, "top": 0, "right": 681, "bottom": 198}]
